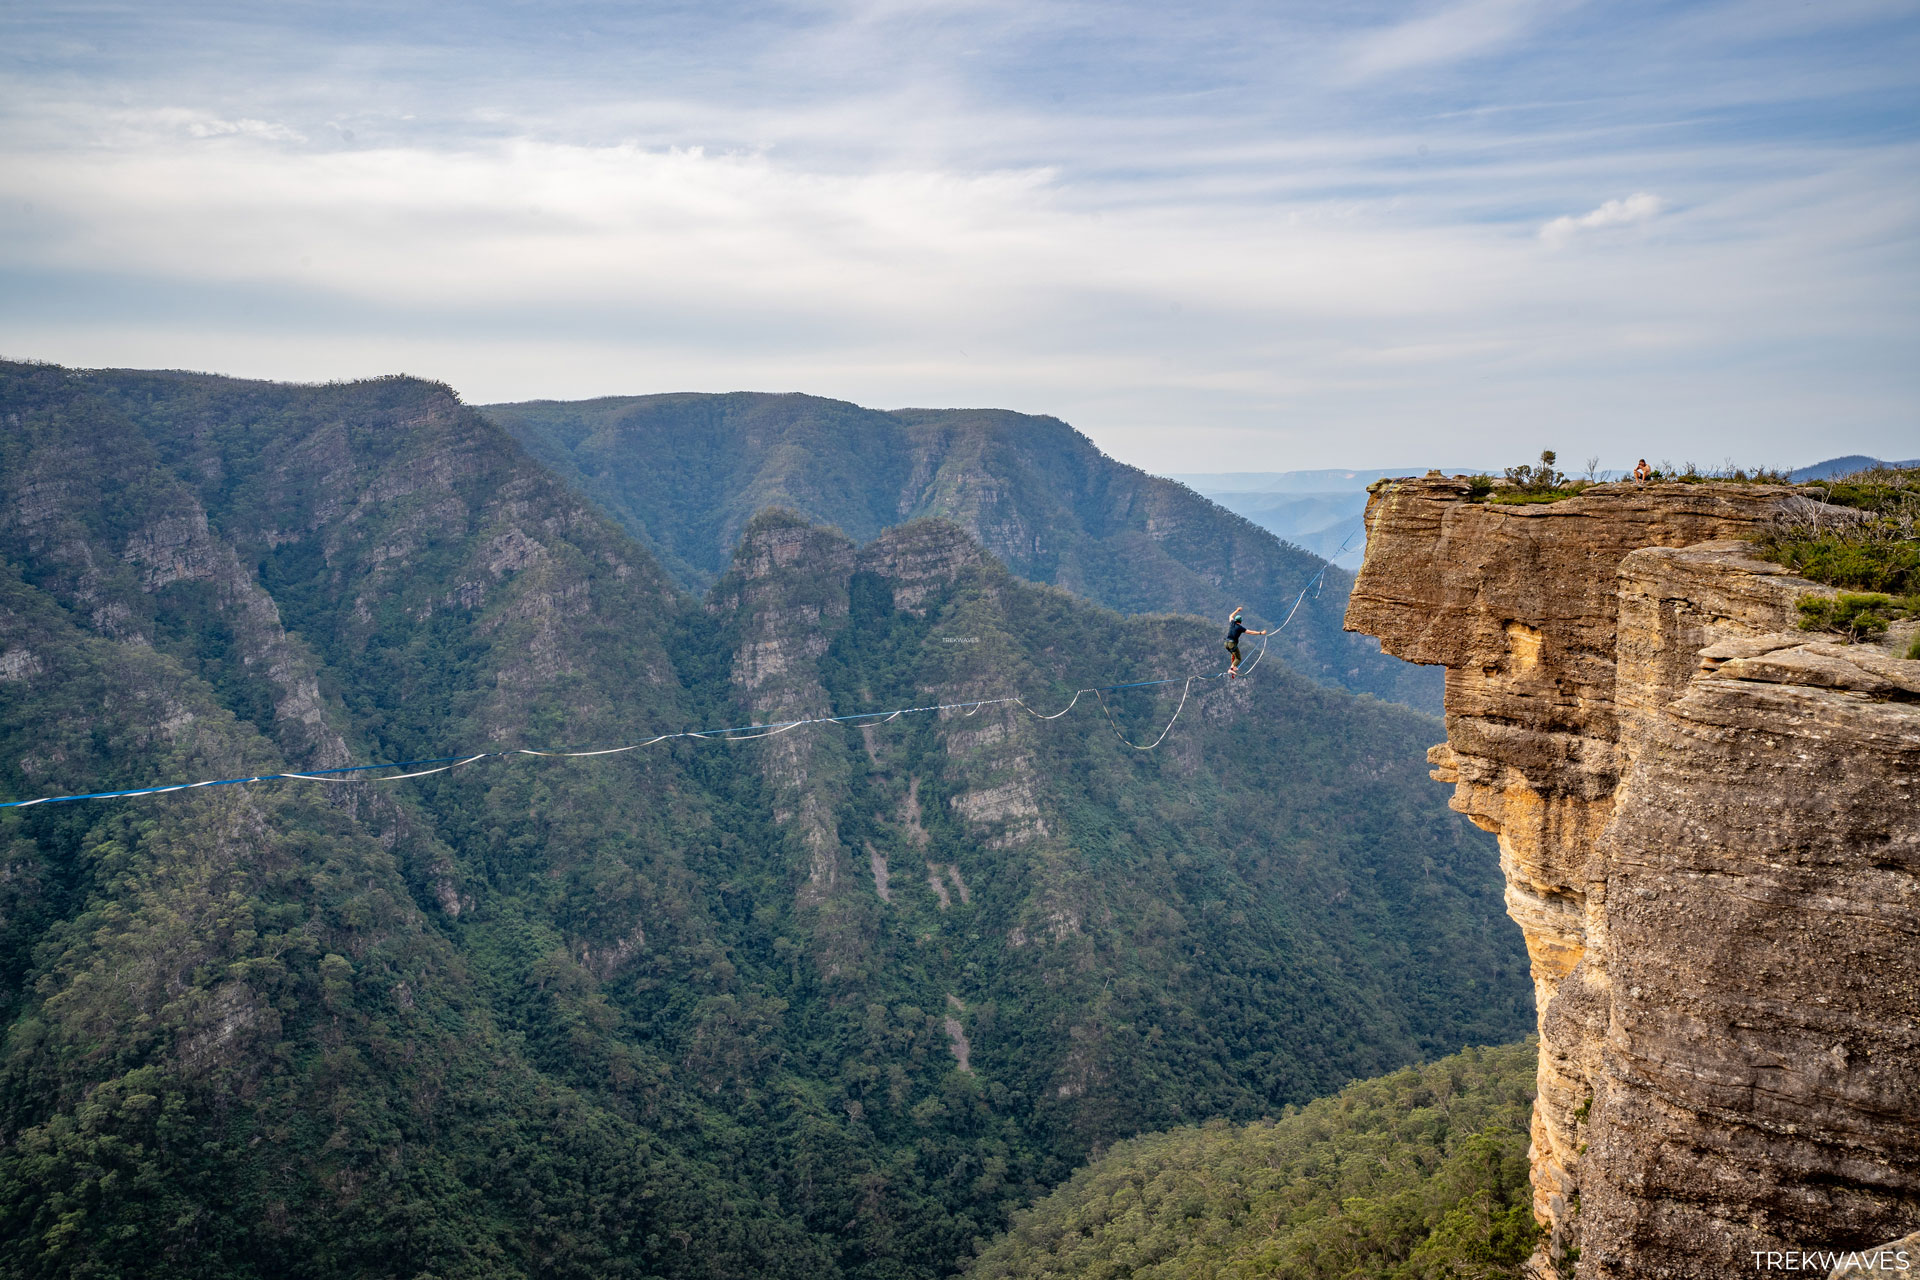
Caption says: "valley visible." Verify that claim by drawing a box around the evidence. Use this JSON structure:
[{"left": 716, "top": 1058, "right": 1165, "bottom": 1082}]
[{"left": 0, "top": 363, "right": 1529, "bottom": 1278}]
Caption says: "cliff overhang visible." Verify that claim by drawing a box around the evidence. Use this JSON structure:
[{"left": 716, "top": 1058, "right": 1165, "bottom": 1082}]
[{"left": 1346, "top": 476, "right": 1920, "bottom": 1279}]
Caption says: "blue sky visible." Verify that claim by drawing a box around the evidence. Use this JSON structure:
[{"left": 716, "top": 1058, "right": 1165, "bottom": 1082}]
[{"left": 2, "top": 0, "right": 1916, "bottom": 471}]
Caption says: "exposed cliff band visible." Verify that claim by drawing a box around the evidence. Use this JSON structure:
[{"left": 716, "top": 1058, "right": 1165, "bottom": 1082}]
[{"left": 1346, "top": 477, "right": 1920, "bottom": 1279}]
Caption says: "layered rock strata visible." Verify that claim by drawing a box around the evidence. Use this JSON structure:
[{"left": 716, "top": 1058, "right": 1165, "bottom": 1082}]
[{"left": 1346, "top": 477, "right": 1920, "bottom": 1278}]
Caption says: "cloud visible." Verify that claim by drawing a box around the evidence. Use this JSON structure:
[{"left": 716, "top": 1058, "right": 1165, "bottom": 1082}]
[
  {"left": 146, "top": 108, "right": 308, "bottom": 143},
  {"left": 1539, "top": 192, "right": 1667, "bottom": 246},
  {"left": 0, "top": 1, "right": 1915, "bottom": 471},
  {"left": 1344, "top": 0, "right": 1556, "bottom": 80},
  {"left": 0, "top": 127, "right": 1499, "bottom": 323}
]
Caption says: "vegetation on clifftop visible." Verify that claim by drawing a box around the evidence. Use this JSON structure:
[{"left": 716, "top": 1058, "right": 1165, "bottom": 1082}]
[
  {"left": 1460, "top": 453, "right": 1794, "bottom": 505},
  {"left": 1758, "top": 466, "right": 1920, "bottom": 598},
  {"left": 1796, "top": 592, "right": 1920, "bottom": 642},
  {"left": 965, "top": 1039, "right": 1539, "bottom": 1280}
]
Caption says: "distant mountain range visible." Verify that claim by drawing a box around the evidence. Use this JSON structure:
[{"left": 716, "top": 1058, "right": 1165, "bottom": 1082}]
[
  {"left": 1790, "top": 454, "right": 1920, "bottom": 480},
  {"left": 1169, "top": 469, "right": 1488, "bottom": 570},
  {"left": 1170, "top": 468, "right": 1488, "bottom": 494},
  {"left": 1178, "top": 455, "right": 1919, "bottom": 567}
]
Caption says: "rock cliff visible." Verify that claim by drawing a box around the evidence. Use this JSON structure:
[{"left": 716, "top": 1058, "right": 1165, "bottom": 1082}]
[{"left": 1346, "top": 477, "right": 1920, "bottom": 1277}]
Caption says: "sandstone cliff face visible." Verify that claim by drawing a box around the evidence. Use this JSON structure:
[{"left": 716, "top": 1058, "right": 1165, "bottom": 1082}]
[{"left": 1347, "top": 478, "right": 1920, "bottom": 1278}]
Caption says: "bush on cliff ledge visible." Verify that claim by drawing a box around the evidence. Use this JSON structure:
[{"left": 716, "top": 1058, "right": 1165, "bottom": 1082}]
[
  {"left": 1797, "top": 593, "right": 1919, "bottom": 641},
  {"left": 1486, "top": 450, "right": 1590, "bottom": 504}
]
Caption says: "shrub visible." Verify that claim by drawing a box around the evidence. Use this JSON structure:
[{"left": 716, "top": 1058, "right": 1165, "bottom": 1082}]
[
  {"left": 1485, "top": 451, "right": 1590, "bottom": 504},
  {"left": 1505, "top": 450, "right": 1567, "bottom": 494},
  {"left": 1757, "top": 467, "right": 1920, "bottom": 596},
  {"left": 1770, "top": 536, "right": 1920, "bottom": 594},
  {"left": 1797, "top": 592, "right": 1919, "bottom": 641}
]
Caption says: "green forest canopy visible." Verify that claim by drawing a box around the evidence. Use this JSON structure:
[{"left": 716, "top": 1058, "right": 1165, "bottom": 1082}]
[{"left": 966, "top": 1039, "right": 1539, "bottom": 1280}]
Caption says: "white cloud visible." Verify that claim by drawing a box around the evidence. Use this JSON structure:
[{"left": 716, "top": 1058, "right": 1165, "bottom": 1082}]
[
  {"left": 3, "top": 112, "right": 1913, "bottom": 470},
  {"left": 0, "top": 128, "right": 1500, "bottom": 320},
  {"left": 1344, "top": 0, "right": 1556, "bottom": 79},
  {"left": 144, "top": 108, "right": 308, "bottom": 143},
  {"left": 0, "top": 2, "right": 1915, "bottom": 471},
  {"left": 1539, "top": 192, "right": 1667, "bottom": 246}
]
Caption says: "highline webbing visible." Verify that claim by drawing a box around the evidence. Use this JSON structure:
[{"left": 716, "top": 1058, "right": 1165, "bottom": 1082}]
[{"left": 1, "top": 532, "right": 1356, "bottom": 809}]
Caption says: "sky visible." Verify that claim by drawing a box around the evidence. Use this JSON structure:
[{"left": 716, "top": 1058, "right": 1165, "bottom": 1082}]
[{"left": 2, "top": 1, "right": 1916, "bottom": 473}]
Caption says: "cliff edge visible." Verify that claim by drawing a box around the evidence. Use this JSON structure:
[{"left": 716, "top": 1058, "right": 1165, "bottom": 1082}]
[{"left": 1345, "top": 476, "right": 1920, "bottom": 1278}]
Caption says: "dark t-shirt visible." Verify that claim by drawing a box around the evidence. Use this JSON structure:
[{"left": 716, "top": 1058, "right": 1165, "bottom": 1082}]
[{"left": 1226, "top": 619, "right": 1247, "bottom": 645}]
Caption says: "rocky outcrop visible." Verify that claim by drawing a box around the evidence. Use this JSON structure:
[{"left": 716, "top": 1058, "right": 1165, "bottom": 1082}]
[
  {"left": 710, "top": 511, "right": 858, "bottom": 909},
  {"left": 1347, "top": 478, "right": 1920, "bottom": 1278},
  {"left": 0, "top": 414, "right": 350, "bottom": 772},
  {"left": 712, "top": 515, "right": 1020, "bottom": 922}
]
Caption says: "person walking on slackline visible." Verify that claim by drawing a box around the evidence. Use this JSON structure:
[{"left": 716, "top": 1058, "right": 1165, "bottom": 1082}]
[{"left": 1225, "top": 606, "right": 1267, "bottom": 679}]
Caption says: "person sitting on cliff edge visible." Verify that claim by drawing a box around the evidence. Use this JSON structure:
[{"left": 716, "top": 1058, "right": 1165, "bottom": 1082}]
[
  {"left": 1225, "top": 606, "right": 1267, "bottom": 679},
  {"left": 1633, "top": 458, "right": 1653, "bottom": 483}
]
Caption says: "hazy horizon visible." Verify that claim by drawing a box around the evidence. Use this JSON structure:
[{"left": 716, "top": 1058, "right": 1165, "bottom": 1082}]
[{"left": 9, "top": 355, "right": 1907, "bottom": 480}]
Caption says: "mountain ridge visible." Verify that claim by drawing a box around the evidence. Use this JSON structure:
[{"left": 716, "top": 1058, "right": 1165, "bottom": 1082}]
[{"left": 481, "top": 391, "right": 1442, "bottom": 712}]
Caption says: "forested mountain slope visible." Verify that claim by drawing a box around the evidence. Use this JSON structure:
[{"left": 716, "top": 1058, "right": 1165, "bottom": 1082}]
[
  {"left": 965, "top": 1040, "right": 1539, "bottom": 1280},
  {"left": 481, "top": 393, "right": 1442, "bottom": 712},
  {"left": 0, "top": 364, "right": 812, "bottom": 1279},
  {"left": 0, "top": 362, "right": 1526, "bottom": 1278}
]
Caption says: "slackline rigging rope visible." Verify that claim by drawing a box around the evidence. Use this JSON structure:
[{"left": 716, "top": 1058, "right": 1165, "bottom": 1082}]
[{"left": 1, "top": 533, "right": 1358, "bottom": 810}]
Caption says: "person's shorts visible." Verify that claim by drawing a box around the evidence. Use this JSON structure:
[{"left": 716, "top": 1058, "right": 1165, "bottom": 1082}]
[{"left": 1225, "top": 641, "right": 1242, "bottom": 662}]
